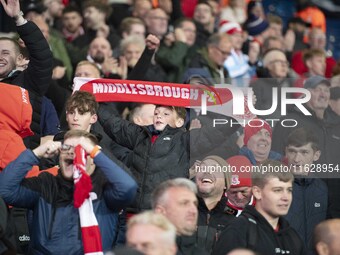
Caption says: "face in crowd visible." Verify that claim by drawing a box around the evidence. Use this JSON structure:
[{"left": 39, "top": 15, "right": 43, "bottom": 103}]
[
  {"left": 59, "top": 136, "right": 95, "bottom": 180},
  {"left": 247, "top": 128, "right": 272, "bottom": 162},
  {"left": 253, "top": 177, "right": 293, "bottom": 221},
  {"left": 153, "top": 106, "right": 184, "bottom": 131},
  {"left": 155, "top": 186, "right": 198, "bottom": 236},
  {"left": 195, "top": 158, "right": 228, "bottom": 199}
]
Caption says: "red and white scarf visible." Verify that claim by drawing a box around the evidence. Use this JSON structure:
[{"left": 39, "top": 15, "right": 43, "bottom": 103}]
[
  {"left": 73, "top": 145, "right": 103, "bottom": 255},
  {"left": 73, "top": 77, "right": 256, "bottom": 123}
]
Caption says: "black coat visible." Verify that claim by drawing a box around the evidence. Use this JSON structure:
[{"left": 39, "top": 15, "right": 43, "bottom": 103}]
[
  {"left": 99, "top": 111, "right": 238, "bottom": 212},
  {"left": 212, "top": 205, "right": 306, "bottom": 255},
  {"left": 196, "top": 196, "right": 234, "bottom": 253},
  {"left": 176, "top": 235, "right": 208, "bottom": 255},
  {"left": 271, "top": 106, "right": 340, "bottom": 165}
]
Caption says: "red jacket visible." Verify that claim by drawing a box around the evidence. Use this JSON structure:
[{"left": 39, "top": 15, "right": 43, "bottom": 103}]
[
  {"left": 291, "top": 51, "right": 336, "bottom": 78},
  {"left": 0, "top": 83, "right": 33, "bottom": 170}
]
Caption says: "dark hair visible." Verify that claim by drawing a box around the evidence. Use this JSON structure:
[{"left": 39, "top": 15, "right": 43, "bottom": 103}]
[
  {"left": 286, "top": 128, "right": 320, "bottom": 152},
  {"left": 155, "top": 105, "right": 187, "bottom": 121},
  {"left": 62, "top": 3, "right": 82, "bottom": 16},
  {"left": 196, "top": 1, "right": 214, "bottom": 14},
  {"left": 64, "top": 129, "right": 98, "bottom": 145},
  {"left": 252, "top": 160, "right": 294, "bottom": 188},
  {"left": 66, "top": 91, "right": 99, "bottom": 115},
  {"left": 82, "top": 0, "right": 112, "bottom": 17}
]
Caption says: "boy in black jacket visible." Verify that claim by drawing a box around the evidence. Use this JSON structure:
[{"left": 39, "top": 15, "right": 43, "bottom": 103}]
[
  {"left": 99, "top": 104, "right": 238, "bottom": 213},
  {"left": 213, "top": 160, "right": 306, "bottom": 255}
]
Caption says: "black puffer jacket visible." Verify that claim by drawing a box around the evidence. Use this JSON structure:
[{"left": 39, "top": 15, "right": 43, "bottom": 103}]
[
  {"left": 99, "top": 112, "right": 238, "bottom": 212},
  {"left": 213, "top": 205, "right": 306, "bottom": 255}
]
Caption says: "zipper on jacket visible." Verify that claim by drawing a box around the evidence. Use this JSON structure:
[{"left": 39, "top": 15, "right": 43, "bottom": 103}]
[{"left": 137, "top": 132, "right": 152, "bottom": 211}]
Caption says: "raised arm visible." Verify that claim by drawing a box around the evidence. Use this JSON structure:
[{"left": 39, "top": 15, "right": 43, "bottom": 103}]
[
  {"left": 0, "top": 141, "right": 60, "bottom": 208},
  {"left": 128, "top": 34, "right": 160, "bottom": 81},
  {"left": 1, "top": 0, "right": 53, "bottom": 95}
]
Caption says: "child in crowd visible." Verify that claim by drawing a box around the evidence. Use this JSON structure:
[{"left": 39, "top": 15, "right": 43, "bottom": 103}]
[{"left": 99, "top": 104, "right": 238, "bottom": 213}]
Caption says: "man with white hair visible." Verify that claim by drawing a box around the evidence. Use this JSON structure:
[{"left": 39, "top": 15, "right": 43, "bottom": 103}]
[
  {"left": 126, "top": 211, "right": 177, "bottom": 255},
  {"left": 250, "top": 49, "right": 297, "bottom": 119},
  {"left": 152, "top": 178, "right": 208, "bottom": 255}
]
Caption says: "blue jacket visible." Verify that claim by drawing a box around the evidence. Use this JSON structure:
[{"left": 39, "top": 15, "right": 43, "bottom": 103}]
[
  {"left": 0, "top": 150, "right": 137, "bottom": 255},
  {"left": 285, "top": 178, "right": 328, "bottom": 254},
  {"left": 239, "top": 146, "right": 282, "bottom": 165}
]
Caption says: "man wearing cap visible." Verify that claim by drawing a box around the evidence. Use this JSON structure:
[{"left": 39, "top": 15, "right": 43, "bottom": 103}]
[
  {"left": 194, "top": 155, "right": 234, "bottom": 253},
  {"left": 219, "top": 20, "right": 252, "bottom": 87},
  {"left": 240, "top": 119, "right": 282, "bottom": 165},
  {"left": 272, "top": 75, "right": 340, "bottom": 217},
  {"left": 225, "top": 156, "right": 255, "bottom": 217},
  {"left": 272, "top": 75, "right": 340, "bottom": 164}
]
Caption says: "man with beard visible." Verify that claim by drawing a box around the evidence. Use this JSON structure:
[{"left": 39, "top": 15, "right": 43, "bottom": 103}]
[
  {"left": 194, "top": 155, "right": 234, "bottom": 253},
  {"left": 152, "top": 178, "right": 208, "bottom": 255},
  {"left": 86, "top": 36, "right": 127, "bottom": 79},
  {"left": 0, "top": 129, "right": 137, "bottom": 254}
]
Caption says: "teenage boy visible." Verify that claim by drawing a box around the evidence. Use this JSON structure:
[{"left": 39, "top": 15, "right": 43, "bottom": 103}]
[
  {"left": 213, "top": 160, "right": 306, "bottom": 255},
  {"left": 284, "top": 128, "right": 328, "bottom": 253},
  {"left": 0, "top": 130, "right": 137, "bottom": 254}
]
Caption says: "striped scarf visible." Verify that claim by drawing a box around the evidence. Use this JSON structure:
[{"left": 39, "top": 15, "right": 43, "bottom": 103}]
[{"left": 73, "top": 145, "right": 103, "bottom": 255}]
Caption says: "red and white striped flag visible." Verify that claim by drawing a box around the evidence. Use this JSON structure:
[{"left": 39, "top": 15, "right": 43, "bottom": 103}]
[{"left": 73, "top": 145, "right": 103, "bottom": 255}]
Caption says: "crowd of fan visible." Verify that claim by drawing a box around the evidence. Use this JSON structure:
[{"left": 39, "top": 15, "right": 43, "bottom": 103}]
[{"left": 1, "top": 0, "right": 340, "bottom": 254}]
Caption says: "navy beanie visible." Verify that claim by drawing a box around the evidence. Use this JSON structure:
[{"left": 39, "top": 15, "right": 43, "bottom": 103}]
[{"left": 246, "top": 14, "right": 269, "bottom": 36}]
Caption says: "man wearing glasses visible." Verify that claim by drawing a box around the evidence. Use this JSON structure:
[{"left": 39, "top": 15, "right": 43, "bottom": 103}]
[
  {"left": 0, "top": 129, "right": 137, "bottom": 254},
  {"left": 250, "top": 48, "right": 297, "bottom": 120},
  {"left": 184, "top": 33, "right": 232, "bottom": 84}
]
